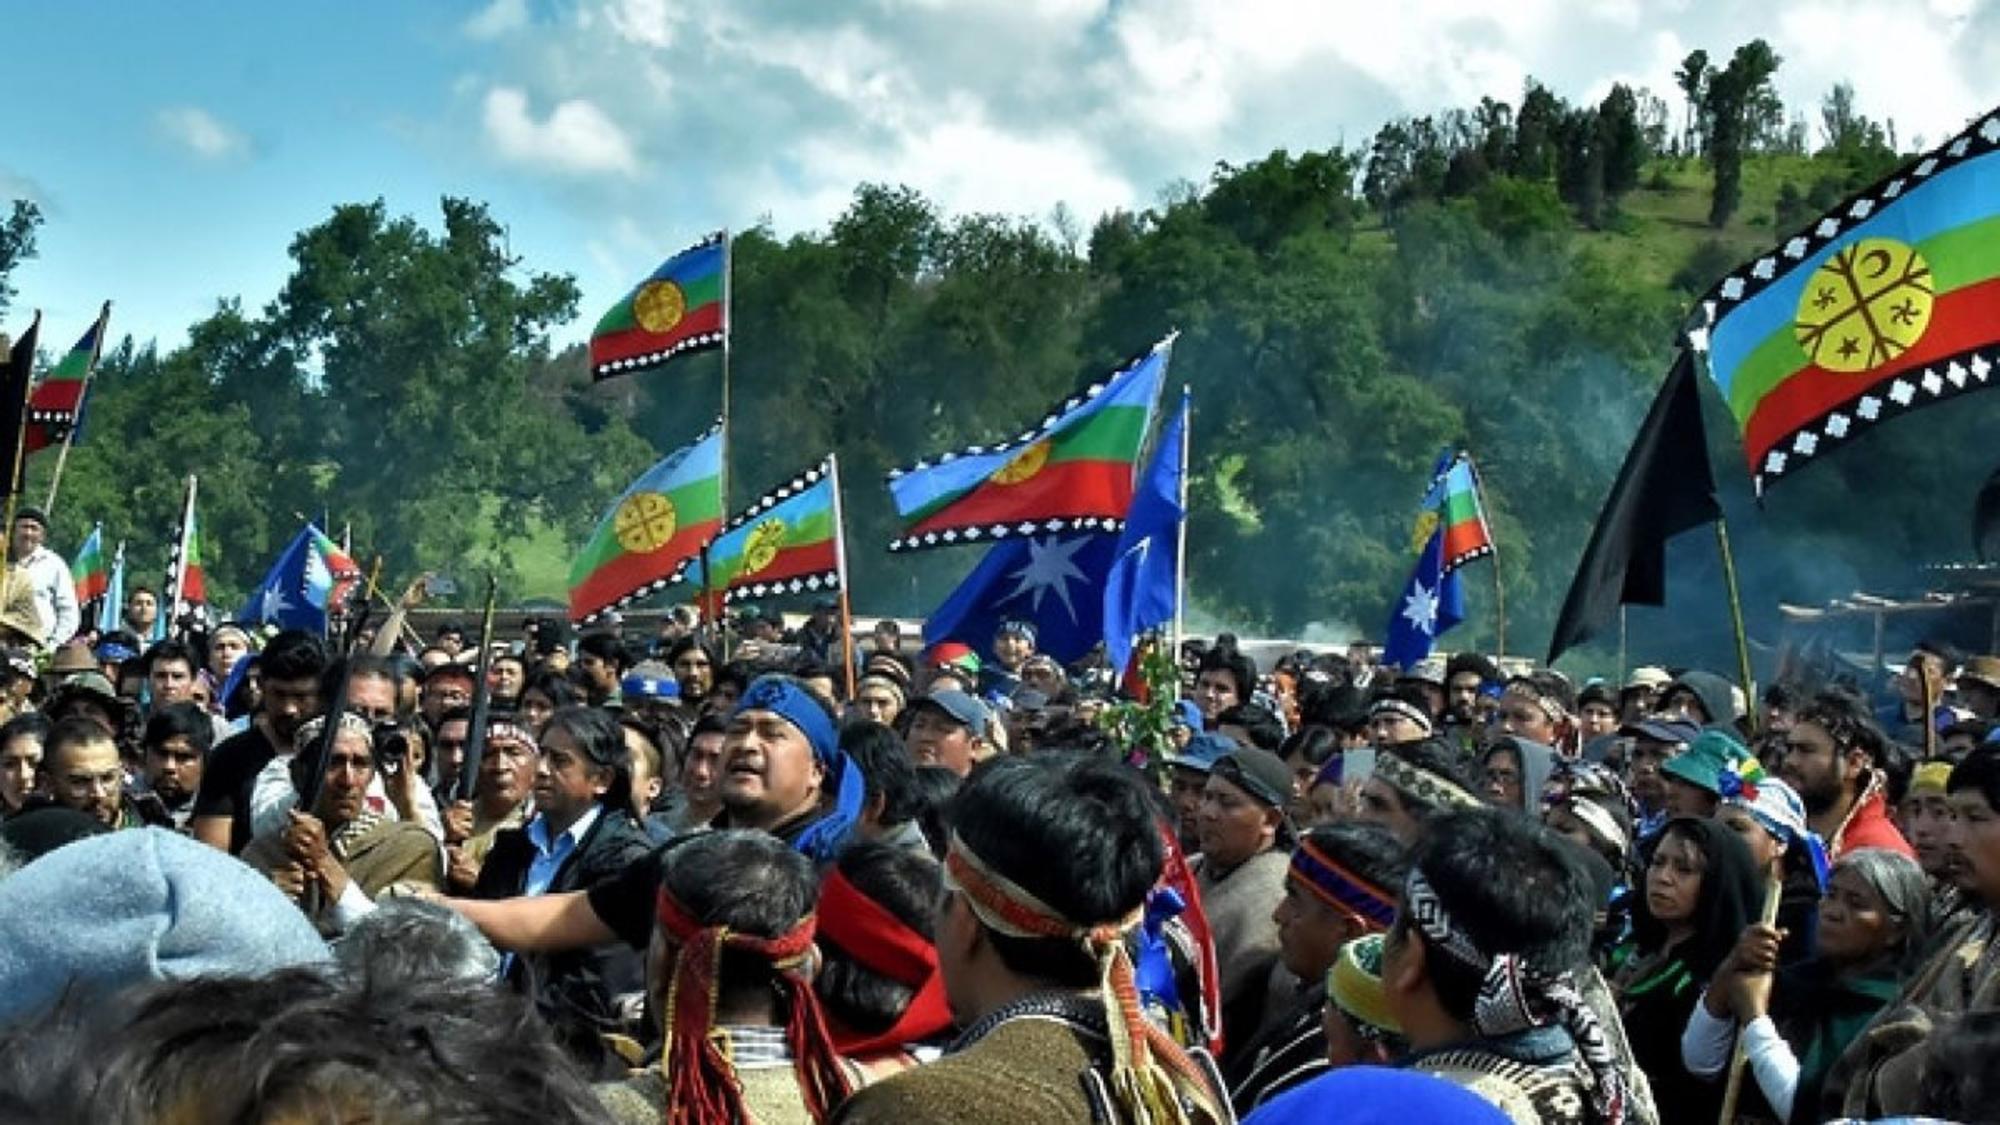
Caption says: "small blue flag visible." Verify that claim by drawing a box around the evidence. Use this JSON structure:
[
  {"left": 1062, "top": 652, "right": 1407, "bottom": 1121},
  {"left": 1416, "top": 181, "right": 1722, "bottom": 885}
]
[
  {"left": 924, "top": 532, "right": 1121, "bottom": 666},
  {"left": 1103, "top": 390, "right": 1187, "bottom": 675},
  {"left": 239, "top": 524, "right": 345, "bottom": 634},
  {"left": 98, "top": 541, "right": 125, "bottom": 636},
  {"left": 1383, "top": 527, "right": 1464, "bottom": 671}
]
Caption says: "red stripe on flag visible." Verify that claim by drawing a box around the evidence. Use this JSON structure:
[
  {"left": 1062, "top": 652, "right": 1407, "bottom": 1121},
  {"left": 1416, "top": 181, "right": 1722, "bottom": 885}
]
[
  {"left": 568, "top": 521, "right": 720, "bottom": 619},
  {"left": 1743, "top": 276, "right": 2000, "bottom": 467},
  {"left": 725, "top": 540, "right": 839, "bottom": 592},
  {"left": 588, "top": 303, "right": 724, "bottom": 367},
  {"left": 908, "top": 459, "right": 1131, "bottom": 536},
  {"left": 75, "top": 575, "right": 108, "bottom": 604}
]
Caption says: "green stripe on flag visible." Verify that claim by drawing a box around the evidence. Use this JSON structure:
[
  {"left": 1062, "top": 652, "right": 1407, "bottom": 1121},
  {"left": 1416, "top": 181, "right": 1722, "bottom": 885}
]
[
  {"left": 1048, "top": 403, "right": 1148, "bottom": 464},
  {"left": 572, "top": 477, "right": 722, "bottom": 574}
]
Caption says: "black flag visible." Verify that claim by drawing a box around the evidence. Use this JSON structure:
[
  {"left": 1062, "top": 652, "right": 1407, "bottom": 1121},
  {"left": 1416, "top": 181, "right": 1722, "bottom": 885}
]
[
  {"left": 1547, "top": 351, "right": 1721, "bottom": 664},
  {"left": 0, "top": 313, "right": 41, "bottom": 502}
]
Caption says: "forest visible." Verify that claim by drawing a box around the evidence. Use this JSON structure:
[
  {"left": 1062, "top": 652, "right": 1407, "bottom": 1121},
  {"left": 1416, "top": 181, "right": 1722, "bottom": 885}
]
[{"left": 0, "top": 40, "right": 1985, "bottom": 672}]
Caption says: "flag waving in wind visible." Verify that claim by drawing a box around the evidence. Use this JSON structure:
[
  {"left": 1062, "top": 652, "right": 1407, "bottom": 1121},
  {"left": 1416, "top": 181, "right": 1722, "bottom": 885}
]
[
  {"left": 98, "top": 540, "right": 126, "bottom": 636},
  {"left": 1103, "top": 389, "right": 1188, "bottom": 675},
  {"left": 1384, "top": 452, "right": 1468, "bottom": 671},
  {"left": 924, "top": 532, "right": 1122, "bottom": 665},
  {"left": 26, "top": 303, "right": 108, "bottom": 455},
  {"left": 569, "top": 423, "right": 724, "bottom": 622},
  {"left": 681, "top": 458, "right": 841, "bottom": 613},
  {"left": 240, "top": 523, "right": 360, "bottom": 634},
  {"left": 590, "top": 233, "right": 727, "bottom": 380},
  {"left": 72, "top": 524, "right": 107, "bottom": 607}
]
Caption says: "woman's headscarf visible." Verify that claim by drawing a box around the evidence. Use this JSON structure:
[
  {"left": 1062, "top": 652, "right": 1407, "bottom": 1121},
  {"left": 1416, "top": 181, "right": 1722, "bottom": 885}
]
[{"left": 1632, "top": 816, "right": 1762, "bottom": 981}]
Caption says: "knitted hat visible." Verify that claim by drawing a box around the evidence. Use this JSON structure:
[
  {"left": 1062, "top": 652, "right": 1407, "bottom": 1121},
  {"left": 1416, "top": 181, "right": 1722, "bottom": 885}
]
[
  {"left": 1325, "top": 933, "right": 1401, "bottom": 1040},
  {"left": 1211, "top": 748, "right": 1293, "bottom": 809},
  {"left": 1661, "top": 729, "right": 1751, "bottom": 794},
  {"left": 1719, "top": 770, "right": 1830, "bottom": 890},
  {"left": 0, "top": 828, "right": 329, "bottom": 1025}
]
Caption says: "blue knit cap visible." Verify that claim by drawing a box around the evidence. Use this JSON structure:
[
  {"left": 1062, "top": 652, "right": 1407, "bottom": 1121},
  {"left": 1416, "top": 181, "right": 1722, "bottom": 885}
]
[{"left": 735, "top": 675, "right": 859, "bottom": 863}]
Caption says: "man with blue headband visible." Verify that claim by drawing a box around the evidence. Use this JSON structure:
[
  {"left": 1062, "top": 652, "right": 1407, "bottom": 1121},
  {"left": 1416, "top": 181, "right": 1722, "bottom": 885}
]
[{"left": 440, "top": 674, "right": 866, "bottom": 956}]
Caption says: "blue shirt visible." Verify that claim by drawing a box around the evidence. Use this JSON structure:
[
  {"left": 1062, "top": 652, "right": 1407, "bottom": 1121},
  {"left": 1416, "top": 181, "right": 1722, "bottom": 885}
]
[{"left": 524, "top": 804, "right": 601, "bottom": 898}]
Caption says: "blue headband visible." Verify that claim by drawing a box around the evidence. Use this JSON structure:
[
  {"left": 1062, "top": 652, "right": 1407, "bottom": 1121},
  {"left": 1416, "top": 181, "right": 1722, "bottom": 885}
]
[{"left": 735, "top": 675, "right": 857, "bottom": 862}]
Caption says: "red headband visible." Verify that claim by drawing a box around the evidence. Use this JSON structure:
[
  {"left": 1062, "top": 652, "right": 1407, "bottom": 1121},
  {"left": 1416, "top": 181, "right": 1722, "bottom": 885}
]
[
  {"left": 653, "top": 888, "right": 849, "bottom": 1124},
  {"left": 815, "top": 866, "right": 954, "bottom": 1055}
]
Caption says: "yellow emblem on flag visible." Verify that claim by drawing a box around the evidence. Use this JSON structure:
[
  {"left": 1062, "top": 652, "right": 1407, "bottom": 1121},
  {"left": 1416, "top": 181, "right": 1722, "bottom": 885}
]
[
  {"left": 992, "top": 440, "right": 1051, "bottom": 485},
  {"left": 1410, "top": 509, "right": 1440, "bottom": 555},
  {"left": 740, "top": 518, "right": 788, "bottom": 577},
  {"left": 1794, "top": 238, "right": 1934, "bottom": 374},
  {"left": 614, "top": 493, "right": 679, "bottom": 553},
  {"left": 634, "top": 279, "right": 688, "bottom": 335}
]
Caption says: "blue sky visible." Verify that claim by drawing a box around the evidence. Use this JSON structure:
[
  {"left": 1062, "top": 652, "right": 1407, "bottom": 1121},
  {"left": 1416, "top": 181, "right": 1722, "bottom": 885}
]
[{"left": 6, "top": 0, "right": 1995, "bottom": 354}]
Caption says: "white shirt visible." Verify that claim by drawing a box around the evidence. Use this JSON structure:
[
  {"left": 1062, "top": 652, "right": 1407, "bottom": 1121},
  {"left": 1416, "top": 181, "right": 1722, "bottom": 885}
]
[{"left": 20, "top": 546, "right": 77, "bottom": 647}]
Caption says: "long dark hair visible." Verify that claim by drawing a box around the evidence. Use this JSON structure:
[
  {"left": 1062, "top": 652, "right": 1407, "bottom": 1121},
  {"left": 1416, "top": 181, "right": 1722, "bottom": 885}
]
[
  {"left": 1632, "top": 816, "right": 1762, "bottom": 981},
  {"left": 538, "top": 706, "right": 633, "bottom": 820}
]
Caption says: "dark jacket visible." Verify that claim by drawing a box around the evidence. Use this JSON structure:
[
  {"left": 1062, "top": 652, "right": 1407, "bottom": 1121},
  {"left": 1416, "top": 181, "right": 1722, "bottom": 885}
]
[{"left": 474, "top": 805, "right": 654, "bottom": 1074}]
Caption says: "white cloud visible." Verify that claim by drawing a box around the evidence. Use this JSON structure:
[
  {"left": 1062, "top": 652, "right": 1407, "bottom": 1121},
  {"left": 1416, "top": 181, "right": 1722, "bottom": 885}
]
[
  {"left": 463, "top": 0, "right": 529, "bottom": 40},
  {"left": 603, "top": 0, "right": 683, "bottom": 48},
  {"left": 154, "top": 106, "right": 249, "bottom": 160},
  {"left": 481, "top": 86, "right": 638, "bottom": 176}
]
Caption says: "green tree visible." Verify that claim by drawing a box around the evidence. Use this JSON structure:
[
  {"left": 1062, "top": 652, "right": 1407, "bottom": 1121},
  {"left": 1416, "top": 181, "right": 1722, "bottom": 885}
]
[
  {"left": 0, "top": 200, "right": 42, "bottom": 320},
  {"left": 1704, "top": 39, "right": 1782, "bottom": 227},
  {"left": 1675, "top": 50, "right": 1711, "bottom": 157},
  {"left": 1597, "top": 84, "right": 1646, "bottom": 200}
]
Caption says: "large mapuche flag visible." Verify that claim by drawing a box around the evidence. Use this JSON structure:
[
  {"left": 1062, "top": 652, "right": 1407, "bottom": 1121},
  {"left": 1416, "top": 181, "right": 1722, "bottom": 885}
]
[
  {"left": 1689, "top": 108, "right": 2000, "bottom": 494},
  {"left": 589, "top": 233, "right": 727, "bottom": 380},
  {"left": 885, "top": 335, "right": 1172, "bottom": 550},
  {"left": 682, "top": 458, "right": 841, "bottom": 611},
  {"left": 568, "top": 423, "right": 724, "bottom": 622}
]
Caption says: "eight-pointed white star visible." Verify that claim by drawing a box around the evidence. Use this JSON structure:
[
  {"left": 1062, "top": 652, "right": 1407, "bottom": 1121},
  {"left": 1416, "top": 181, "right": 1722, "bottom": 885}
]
[
  {"left": 1003, "top": 536, "right": 1091, "bottom": 622},
  {"left": 260, "top": 582, "right": 294, "bottom": 621},
  {"left": 1400, "top": 581, "right": 1439, "bottom": 636}
]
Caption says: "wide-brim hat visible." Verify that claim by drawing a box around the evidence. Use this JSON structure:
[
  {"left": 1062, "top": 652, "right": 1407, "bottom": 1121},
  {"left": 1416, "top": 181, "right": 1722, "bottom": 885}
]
[
  {"left": 47, "top": 641, "right": 99, "bottom": 676},
  {"left": 1958, "top": 654, "right": 2000, "bottom": 693}
]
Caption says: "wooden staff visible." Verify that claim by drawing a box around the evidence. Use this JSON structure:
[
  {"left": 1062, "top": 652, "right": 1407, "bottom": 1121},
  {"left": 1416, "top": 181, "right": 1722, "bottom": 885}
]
[
  {"left": 1917, "top": 657, "right": 1939, "bottom": 762},
  {"left": 1715, "top": 516, "right": 1758, "bottom": 737},
  {"left": 454, "top": 576, "right": 501, "bottom": 803},
  {"left": 1717, "top": 874, "right": 1784, "bottom": 1124}
]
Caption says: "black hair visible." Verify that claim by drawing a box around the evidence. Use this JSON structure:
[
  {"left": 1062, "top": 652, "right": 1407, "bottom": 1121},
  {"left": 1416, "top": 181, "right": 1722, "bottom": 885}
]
[
  {"left": 664, "top": 636, "right": 716, "bottom": 670},
  {"left": 1376, "top": 737, "right": 1477, "bottom": 814},
  {"left": 690, "top": 711, "right": 730, "bottom": 741},
  {"left": 1507, "top": 669, "right": 1576, "bottom": 714},
  {"left": 0, "top": 712, "right": 50, "bottom": 751},
  {"left": 617, "top": 714, "right": 665, "bottom": 793},
  {"left": 1278, "top": 724, "right": 1340, "bottom": 770},
  {"left": 1948, "top": 745, "right": 2000, "bottom": 811},
  {"left": 841, "top": 720, "right": 919, "bottom": 827},
  {"left": 1196, "top": 645, "right": 1257, "bottom": 703},
  {"left": 257, "top": 630, "right": 328, "bottom": 686},
  {"left": 659, "top": 830, "right": 817, "bottom": 995},
  {"left": 539, "top": 706, "right": 633, "bottom": 818},
  {"left": 145, "top": 639, "right": 197, "bottom": 676},
  {"left": 1304, "top": 821, "right": 1410, "bottom": 896},
  {"left": 1215, "top": 701, "right": 1285, "bottom": 751},
  {"left": 1631, "top": 816, "right": 1763, "bottom": 982},
  {"left": 576, "top": 630, "right": 628, "bottom": 671},
  {"left": 1797, "top": 688, "right": 1890, "bottom": 768},
  {"left": 489, "top": 650, "right": 527, "bottom": 674},
  {"left": 813, "top": 842, "right": 945, "bottom": 1037},
  {"left": 44, "top": 716, "right": 116, "bottom": 771},
  {"left": 1444, "top": 652, "right": 1499, "bottom": 685},
  {"left": 1576, "top": 682, "right": 1617, "bottom": 711},
  {"left": 518, "top": 669, "right": 580, "bottom": 711},
  {"left": 1761, "top": 681, "right": 1802, "bottom": 711},
  {"left": 712, "top": 660, "right": 753, "bottom": 697},
  {"left": 435, "top": 619, "right": 467, "bottom": 639},
  {"left": 909, "top": 765, "right": 962, "bottom": 860},
  {"left": 143, "top": 702, "right": 213, "bottom": 755},
  {"left": 0, "top": 967, "right": 605, "bottom": 1123},
  {"left": 1879, "top": 738, "right": 1916, "bottom": 807},
  {"left": 947, "top": 753, "right": 1163, "bottom": 987},
  {"left": 792, "top": 655, "right": 835, "bottom": 684},
  {"left": 1394, "top": 808, "right": 1595, "bottom": 1023}
]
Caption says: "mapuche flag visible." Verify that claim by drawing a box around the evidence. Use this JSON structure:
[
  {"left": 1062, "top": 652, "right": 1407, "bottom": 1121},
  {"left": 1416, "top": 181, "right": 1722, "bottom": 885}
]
[
  {"left": 886, "top": 335, "right": 1172, "bottom": 551},
  {"left": 589, "top": 233, "right": 726, "bottom": 380},
  {"left": 1688, "top": 106, "right": 2000, "bottom": 495},
  {"left": 1420, "top": 452, "right": 1494, "bottom": 574},
  {"left": 26, "top": 302, "right": 108, "bottom": 455},
  {"left": 682, "top": 458, "right": 840, "bottom": 612},
  {"left": 1547, "top": 353, "right": 1721, "bottom": 664},
  {"left": 71, "top": 523, "right": 107, "bottom": 605},
  {"left": 568, "top": 423, "right": 723, "bottom": 622}
]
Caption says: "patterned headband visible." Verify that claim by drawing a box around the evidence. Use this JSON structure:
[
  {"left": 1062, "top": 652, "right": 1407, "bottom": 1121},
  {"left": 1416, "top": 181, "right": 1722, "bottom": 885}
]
[
  {"left": 483, "top": 721, "right": 538, "bottom": 755},
  {"left": 1289, "top": 839, "right": 1399, "bottom": 931},
  {"left": 1560, "top": 797, "right": 1630, "bottom": 855},
  {"left": 1507, "top": 683, "right": 1569, "bottom": 724},
  {"left": 1373, "top": 752, "right": 1482, "bottom": 812},
  {"left": 1403, "top": 869, "right": 1629, "bottom": 1125},
  {"left": 1368, "top": 698, "right": 1434, "bottom": 735}
]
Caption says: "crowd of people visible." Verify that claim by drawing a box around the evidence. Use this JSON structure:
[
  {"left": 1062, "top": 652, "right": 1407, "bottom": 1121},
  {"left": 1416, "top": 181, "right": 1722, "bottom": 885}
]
[{"left": 0, "top": 505, "right": 1996, "bottom": 1122}]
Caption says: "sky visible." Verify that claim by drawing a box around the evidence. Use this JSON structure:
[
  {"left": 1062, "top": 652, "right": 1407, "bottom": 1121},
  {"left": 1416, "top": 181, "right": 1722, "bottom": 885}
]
[{"left": 5, "top": 0, "right": 1996, "bottom": 354}]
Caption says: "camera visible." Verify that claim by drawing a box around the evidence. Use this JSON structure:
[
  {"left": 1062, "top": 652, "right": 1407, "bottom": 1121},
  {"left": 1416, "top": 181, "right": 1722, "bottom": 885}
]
[{"left": 374, "top": 721, "right": 411, "bottom": 775}]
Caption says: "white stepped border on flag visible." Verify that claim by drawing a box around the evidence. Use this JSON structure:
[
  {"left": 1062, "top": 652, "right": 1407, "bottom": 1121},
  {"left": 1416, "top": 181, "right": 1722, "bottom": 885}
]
[
  {"left": 575, "top": 418, "right": 723, "bottom": 625},
  {"left": 882, "top": 337, "right": 1170, "bottom": 551},
  {"left": 589, "top": 230, "right": 728, "bottom": 378},
  {"left": 699, "top": 457, "right": 842, "bottom": 605},
  {"left": 1684, "top": 110, "right": 2000, "bottom": 496}
]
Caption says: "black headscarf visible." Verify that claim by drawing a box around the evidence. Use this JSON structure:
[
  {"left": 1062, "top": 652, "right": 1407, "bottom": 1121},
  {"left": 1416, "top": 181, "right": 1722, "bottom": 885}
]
[{"left": 1631, "top": 816, "right": 1762, "bottom": 981}]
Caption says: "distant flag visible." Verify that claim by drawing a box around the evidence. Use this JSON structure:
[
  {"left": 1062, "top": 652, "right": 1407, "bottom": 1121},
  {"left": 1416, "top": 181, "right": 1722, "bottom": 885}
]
[
  {"left": 1546, "top": 353, "right": 1722, "bottom": 664},
  {"left": 0, "top": 313, "right": 42, "bottom": 504},
  {"left": 1420, "top": 452, "right": 1495, "bottom": 574},
  {"left": 1688, "top": 106, "right": 2000, "bottom": 495},
  {"left": 239, "top": 523, "right": 361, "bottom": 635},
  {"left": 98, "top": 540, "right": 126, "bottom": 636},
  {"left": 163, "top": 476, "right": 205, "bottom": 634},
  {"left": 886, "top": 335, "right": 1173, "bottom": 551},
  {"left": 681, "top": 457, "right": 841, "bottom": 613},
  {"left": 71, "top": 524, "right": 108, "bottom": 607},
  {"left": 568, "top": 423, "right": 724, "bottom": 622},
  {"left": 924, "top": 532, "right": 1123, "bottom": 665},
  {"left": 25, "top": 302, "right": 108, "bottom": 455},
  {"left": 1384, "top": 452, "right": 1468, "bottom": 671},
  {"left": 1103, "top": 389, "right": 1188, "bottom": 676},
  {"left": 590, "top": 233, "right": 728, "bottom": 380}
]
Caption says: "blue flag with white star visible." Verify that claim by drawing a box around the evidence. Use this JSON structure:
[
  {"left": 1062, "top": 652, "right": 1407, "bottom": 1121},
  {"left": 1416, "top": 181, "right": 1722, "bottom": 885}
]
[
  {"left": 1383, "top": 527, "right": 1464, "bottom": 671},
  {"left": 924, "top": 532, "right": 1121, "bottom": 666},
  {"left": 239, "top": 524, "right": 343, "bottom": 634},
  {"left": 1103, "top": 390, "right": 1187, "bottom": 675}
]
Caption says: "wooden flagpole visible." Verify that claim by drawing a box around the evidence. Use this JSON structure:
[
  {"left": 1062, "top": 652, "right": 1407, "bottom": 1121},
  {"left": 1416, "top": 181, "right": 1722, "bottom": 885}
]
[
  {"left": 716, "top": 230, "right": 734, "bottom": 660},
  {"left": 1715, "top": 515, "right": 1757, "bottom": 736},
  {"left": 1464, "top": 451, "right": 1505, "bottom": 658},
  {"left": 828, "top": 453, "right": 857, "bottom": 700},
  {"left": 1170, "top": 385, "right": 1191, "bottom": 686},
  {"left": 0, "top": 313, "right": 43, "bottom": 578},
  {"left": 42, "top": 301, "right": 109, "bottom": 516},
  {"left": 165, "top": 474, "right": 198, "bottom": 640}
]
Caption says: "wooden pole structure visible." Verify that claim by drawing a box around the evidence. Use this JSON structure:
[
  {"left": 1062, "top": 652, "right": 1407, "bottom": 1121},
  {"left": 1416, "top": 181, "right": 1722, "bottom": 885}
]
[
  {"left": 455, "top": 576, "right": 501, "bottom": 803},
  {"left": 716, "top": 230, "right": 734, "bottom": 662},
  {"left": 1918, "top": 659, "right": 1939, "bottom": 762},
  {"left": 828, "top": 453, "right": 857, "bottom": 700},
  {"left": 1715, "top": 515, "right": 1757, "bottom": 736},
  {"left": 1717, "top": 875, "right": 1784, "bottom": 1124},
  {"left": 1617, "top": 606, "right": 1629, "bottom": 685}
]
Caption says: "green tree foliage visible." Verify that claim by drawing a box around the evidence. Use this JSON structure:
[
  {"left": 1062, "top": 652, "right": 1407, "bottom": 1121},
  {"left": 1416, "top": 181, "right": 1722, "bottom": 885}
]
[
  {"left": 1704, "top": 39, "right": 1783, "bottom": 227},
  {"left": 0, "top": 200, "right": 42, "bottom": 320}
]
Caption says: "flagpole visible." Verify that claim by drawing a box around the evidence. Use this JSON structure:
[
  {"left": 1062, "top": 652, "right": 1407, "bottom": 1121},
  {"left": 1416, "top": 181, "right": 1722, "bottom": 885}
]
[
  {"left": 0, "top": 313, "right": 43, "bottom": 578},
  {"left": 41, "top": 302, "right": 108, "bottom": 517},
  {"left": 1465, "top": 452, "right": 1505, "bottom": 658},
  {"left": 1715, "top": 515, "right": 1757, "bottom": 735},
  {"left": 1170, "top": 385, "right": 1191, "bottom": 683},
  {"left": 717, "top": 230, "right": 734, "bottom": 662},
  {"left": 828, "top": 453, "right": 857, "bottom": 700},
  {"left": 104, "top": 540, "right": 125, "bottom": 635},
  {"left": 166, "top": 475, "right": 198, "bottom": 640}
]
